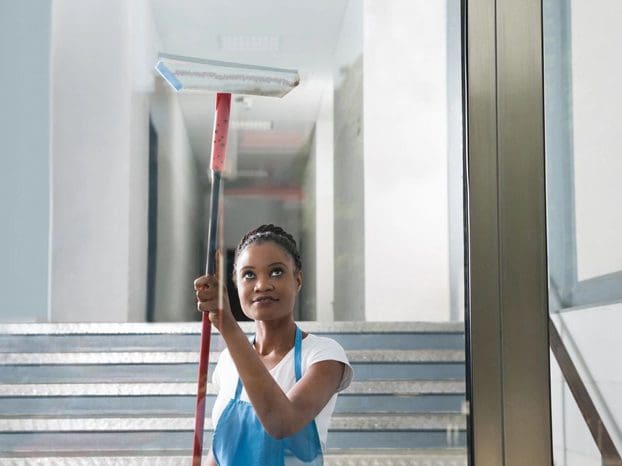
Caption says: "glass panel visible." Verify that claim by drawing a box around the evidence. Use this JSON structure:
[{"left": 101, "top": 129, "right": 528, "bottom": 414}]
[
  {"left": 1, "top": 1, "right": 468, "bottom": 463},
  {"left": 544, "top": 0, "right": 622, "bottom": 463}
]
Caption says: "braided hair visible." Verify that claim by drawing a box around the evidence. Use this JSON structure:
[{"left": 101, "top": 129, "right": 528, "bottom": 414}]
[{"left": 233, "top": 224, "right": 302, "bottom": 277}]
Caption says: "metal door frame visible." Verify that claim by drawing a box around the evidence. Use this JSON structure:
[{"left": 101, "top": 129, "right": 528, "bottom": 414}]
[{"left": 465, "top": 0, "right": 553, "bottom": 464}]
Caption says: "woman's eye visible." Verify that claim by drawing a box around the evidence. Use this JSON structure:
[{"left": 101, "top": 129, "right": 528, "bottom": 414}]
[
  {"left": 270, "top": 268, "right": 284, "bottom": 277},
  {"left": 242, "top": 271, "right": 255, "bottom": 280}
]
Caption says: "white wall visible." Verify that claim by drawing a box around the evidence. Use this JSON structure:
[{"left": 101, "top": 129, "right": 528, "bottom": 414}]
[
  {"left": 300, "top": 87, "right": 335, "bottom": 322},
  {"left": 150, "top": 78, "right": 203, "bottom": 322},
  {"left": 314, "top": 90, "right": 335, "bottom": 322},
  {"left": 0, "top": 2, "right": 52, "bottom": 322},
  {"left": 363, "top": 0, "right": 450, "bottom": 321},
  {"left": 332, "top": 0, "right": 365, "bottom": 321},
  {"left": 49, "top": 0, "right": 157, "bottom": 321},
  {"left": 571, "top": 0, "right": 622, "bottom": 282}
]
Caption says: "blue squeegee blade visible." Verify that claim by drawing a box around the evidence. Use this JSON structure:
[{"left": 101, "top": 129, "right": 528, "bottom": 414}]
[{"left": 155, "top": 61, "right": 183, "bottom": 92}]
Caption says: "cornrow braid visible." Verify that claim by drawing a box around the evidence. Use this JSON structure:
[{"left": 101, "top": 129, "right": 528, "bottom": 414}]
[{"left": 234, "top": 224, "right": 302, "bottom": 273}]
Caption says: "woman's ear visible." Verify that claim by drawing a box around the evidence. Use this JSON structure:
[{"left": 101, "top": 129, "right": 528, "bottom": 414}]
[{"left": 295, "top": 270, "right": 303, "bottom": 292}]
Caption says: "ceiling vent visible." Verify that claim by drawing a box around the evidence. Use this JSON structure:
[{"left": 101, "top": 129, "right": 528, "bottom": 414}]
[{"left": 218, "top": 34, "right": 281, "bottom": 52}]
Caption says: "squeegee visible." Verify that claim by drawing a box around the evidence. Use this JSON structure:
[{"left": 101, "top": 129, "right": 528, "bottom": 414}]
[{"left": 155, "top": 52, "right": 299, "bottom": 466}]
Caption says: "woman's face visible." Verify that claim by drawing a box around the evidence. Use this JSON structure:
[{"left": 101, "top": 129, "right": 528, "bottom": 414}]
[{"left": 235, "top": 241, "right": 302, "bottom": 322}]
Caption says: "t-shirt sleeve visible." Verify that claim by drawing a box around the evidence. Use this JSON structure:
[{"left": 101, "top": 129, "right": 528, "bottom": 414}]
[
  {"left": 306, "top": 336, "right": 353, "bottom": 392},
  {"left": 211, "top": 348, "right": 226, "bottom": 392}
]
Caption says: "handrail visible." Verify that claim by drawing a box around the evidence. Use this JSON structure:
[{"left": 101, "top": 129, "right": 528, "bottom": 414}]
[{"left": 549, "top": 318, "right": 622, "bottom": 466}]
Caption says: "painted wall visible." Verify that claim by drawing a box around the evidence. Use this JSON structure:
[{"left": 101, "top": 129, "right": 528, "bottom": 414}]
[
  {"left": 150, "top": 78, "right": 203, "bottom": 322},
  {"left": 333, "top": 0, "right": 365, "bottom": 321},
  {"left": 314, "top": 90, "right": 336, "bottom": 322},
  {"left": 363, "top": 0, "right": 451, "bottom": 321},
  {"left": 301, "top": 129, "right": 318, "bottom": 321},
  {"left": 329, "top": 0, "right": 459, "bottom": 322},
  {"left": 0, "top": 2, "right": 52, "bottom": 322},
  {"left": 49, "top": 0, "right": 157, "bottom": 321}
]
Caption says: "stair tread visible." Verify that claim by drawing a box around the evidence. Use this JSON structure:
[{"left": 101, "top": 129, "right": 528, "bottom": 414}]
[
  {"left": 0, "top": 321, "right": 465, "bottom": 336},
  {"left": 0, "top": 380, "right": 465, "bottom": 397},
  {"left": 0, "top": 322, "right": 467, "bottom": 456},
  {"left": 0, "top": 413, "right": 467, "bottom": 432},
  {"left": 0, "top": 349, "right": 465, "bottom": 364},
  {"left": 0, "top": 452, "right": 468, "bottom": 466}
]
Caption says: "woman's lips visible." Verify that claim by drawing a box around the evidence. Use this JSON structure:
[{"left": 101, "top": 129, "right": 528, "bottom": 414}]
[{"left": 252, "top": 296, "right": 278, "bottom": 304}]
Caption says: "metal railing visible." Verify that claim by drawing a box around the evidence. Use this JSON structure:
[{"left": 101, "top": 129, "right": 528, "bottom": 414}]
[{"left": 549, "top": 318, "right": 622, "bottom": 466}]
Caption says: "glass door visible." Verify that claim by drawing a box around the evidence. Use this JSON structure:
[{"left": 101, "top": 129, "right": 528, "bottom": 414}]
[
  {"left": 544, "top": 0, "right": 622, "bottom": 464},
  {"left": 0, "top": 1, "right": 472, "bottom": 464}
]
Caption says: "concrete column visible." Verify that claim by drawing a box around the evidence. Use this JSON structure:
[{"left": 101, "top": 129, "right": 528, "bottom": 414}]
[
  {"left": 0, "top": 2, "right": 52, "bottom": 322},
  {"left": 315, "top": 89, "right": 335, "bottom": 322}
]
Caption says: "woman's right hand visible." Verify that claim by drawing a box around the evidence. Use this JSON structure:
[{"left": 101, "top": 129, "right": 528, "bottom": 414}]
[{"left": 194, "top": 257, "right": 234, "bottom": 331}]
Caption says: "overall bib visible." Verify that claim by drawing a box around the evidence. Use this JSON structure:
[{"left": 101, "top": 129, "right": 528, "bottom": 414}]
[{"left": 212, "top": 326, "right": 323, "bottom": 466}]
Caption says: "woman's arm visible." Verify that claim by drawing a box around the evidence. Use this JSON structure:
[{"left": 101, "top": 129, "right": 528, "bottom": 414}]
[
  {"left": 205, "top": 450, "right": 217, "bottom": 466},
  {"left": 195, "top": 274, "right": 345, "bottom": 439}
]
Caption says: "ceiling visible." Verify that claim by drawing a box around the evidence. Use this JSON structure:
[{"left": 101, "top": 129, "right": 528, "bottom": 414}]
[{"left": 148, "top": 0, "right": 350, "bottom": 190}]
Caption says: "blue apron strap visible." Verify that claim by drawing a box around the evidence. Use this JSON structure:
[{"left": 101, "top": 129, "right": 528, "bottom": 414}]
[
  {"left": 234, "top": 377, "right": 243, "bottom": 400},
  {"left": 294, "top": 326, "right": 302, "bottom": 381}
]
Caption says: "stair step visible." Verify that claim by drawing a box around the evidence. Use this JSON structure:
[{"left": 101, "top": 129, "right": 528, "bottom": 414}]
[
  {"left": 0, "top": 322, "right": 468, "bottom": 456},
  {"left": 0, "top": 349, "right": 464, "bottom": 364},
  {"left": 326, "top": 449, "right": 467, "bottom": 466},
  {"left": 0, "top": 414, "right": 467, "bottom": 452},
  {"left": 0, "top": 380, "right": 466, "bottom": 416},
  {"left": 0, "top": 322, "right": 465, "bottom": 335},
  {"left": 0, "top": 380, "right": 465, "bottom": 397},
  {"left": 0, "top": 450, "right": 468, "bottom": 466},
  {"left": 0, "top": 322, "right": 465, "bottom": 352},
  {"left": 0, "top": 393, "right": 465, "bottom": 416},
  {"left": 0, "top": 414, "right": 466, "bottom": 432},
  {"left": 0, "top": 348, "right": 465, "bottom": 384}
]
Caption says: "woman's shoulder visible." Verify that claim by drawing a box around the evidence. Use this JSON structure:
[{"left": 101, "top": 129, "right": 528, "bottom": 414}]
[
  {"left": 301, "top": 332, "right": 353, "bottom": 391},
  {"left": 301, "top": 332, "right": 349, "bottom": 364},
  {"left": 302, "top": 332, "right": 344, "bottom": 350}
]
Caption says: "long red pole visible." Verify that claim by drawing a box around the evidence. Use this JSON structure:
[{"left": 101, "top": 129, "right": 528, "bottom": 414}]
[{"left": 192, "top": 92, "right": 232, "bottom": 466}]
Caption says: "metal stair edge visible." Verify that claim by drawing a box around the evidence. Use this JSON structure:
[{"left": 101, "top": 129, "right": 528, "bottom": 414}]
[
  {"left": 0, "top": 321, "right": 465, "bottom": 335},
  {"left": 0, "top": 451, "right": 468, "bottom": 466},
  {"left": 0, "top": 349, "right": 466, "bottom": 364},
  {"left": 0, "top": 380, "right": 466, "bottom": 397},
  {"left": 0, "top": 414, "right": 467, "bottom": 432}
]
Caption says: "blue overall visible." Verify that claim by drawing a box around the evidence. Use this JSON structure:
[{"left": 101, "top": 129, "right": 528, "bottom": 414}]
[{"left": 212, "top": 326, "right": 323, "bottom": 466}]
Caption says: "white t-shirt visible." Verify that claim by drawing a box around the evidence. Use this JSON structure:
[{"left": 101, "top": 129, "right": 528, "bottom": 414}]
[{"left": 211, "top": 333, "right": 353, "bottom": 448}]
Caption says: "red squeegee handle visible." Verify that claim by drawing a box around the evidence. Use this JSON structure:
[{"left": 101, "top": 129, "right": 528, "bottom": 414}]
[
  {"left": 192, "top": 92, "right": 232, "bottom": 466},
  {"left": 210, "top": 93, "right": 232, "bottom": 172}
]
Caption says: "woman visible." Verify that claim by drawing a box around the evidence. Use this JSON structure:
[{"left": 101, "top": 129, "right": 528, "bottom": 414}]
[{"left": 194, "top": 224, "right": 352, "bottom": 465}]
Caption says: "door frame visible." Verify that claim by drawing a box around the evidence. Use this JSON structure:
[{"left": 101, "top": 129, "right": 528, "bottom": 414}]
[{"left": 465, "top": 0, "right": 553, "bottom": 464}]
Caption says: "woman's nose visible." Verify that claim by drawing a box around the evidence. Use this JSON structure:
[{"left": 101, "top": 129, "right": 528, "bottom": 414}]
[{"left": 254, "top": 274, "right": 274, "bottom": 291}]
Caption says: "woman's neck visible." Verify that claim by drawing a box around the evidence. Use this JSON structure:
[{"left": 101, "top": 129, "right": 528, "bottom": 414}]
[{"left": 253, "top": 318, "right": 296, "bottom": 356}]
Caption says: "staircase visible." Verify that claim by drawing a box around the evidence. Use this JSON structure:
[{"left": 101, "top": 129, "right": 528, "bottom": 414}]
[{"left": 0, "top": 322, "right": 467, "bottom": 465}]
